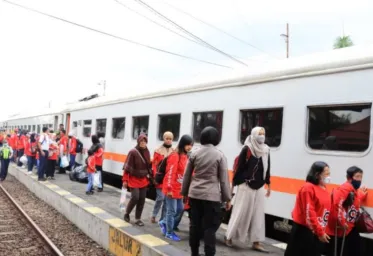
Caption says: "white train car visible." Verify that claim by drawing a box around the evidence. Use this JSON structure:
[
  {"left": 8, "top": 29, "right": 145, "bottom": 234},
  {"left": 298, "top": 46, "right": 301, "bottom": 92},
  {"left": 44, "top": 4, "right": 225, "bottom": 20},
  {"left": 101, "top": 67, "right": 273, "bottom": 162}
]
[{"left": 3, "top": 44, "right": 373, "bottom": 241}]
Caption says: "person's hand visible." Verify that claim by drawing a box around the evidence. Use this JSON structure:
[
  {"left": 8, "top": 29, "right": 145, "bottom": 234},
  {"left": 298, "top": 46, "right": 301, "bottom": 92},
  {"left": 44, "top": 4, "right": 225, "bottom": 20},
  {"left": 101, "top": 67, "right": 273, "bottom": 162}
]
[
  {"left": 123, "top": 182, "right": 128, "bottom": 189},
  {"left": 361, "top": 185, "right": 368, "bottom": 194},
  {"left": 318, "top": 233, "right": 330, "bottom": 243},
  {"left": 266, "top": 188, "right": 271, "bottom": 197},
  {"left": 167, "top": 192, "right": 173, "bottom": 198},
  {"left": 41, "top": 151, "right": 45, "bottom": 157},
  {"left": 225, "top": 201, "right": 232, "bottom": 211}
]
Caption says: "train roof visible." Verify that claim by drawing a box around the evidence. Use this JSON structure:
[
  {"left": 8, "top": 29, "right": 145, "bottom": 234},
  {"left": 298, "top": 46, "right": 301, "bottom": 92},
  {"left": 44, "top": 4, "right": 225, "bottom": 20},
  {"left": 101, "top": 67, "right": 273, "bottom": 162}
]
[{"left": 5, "top": 43, "right": 373, "bottom": 121}]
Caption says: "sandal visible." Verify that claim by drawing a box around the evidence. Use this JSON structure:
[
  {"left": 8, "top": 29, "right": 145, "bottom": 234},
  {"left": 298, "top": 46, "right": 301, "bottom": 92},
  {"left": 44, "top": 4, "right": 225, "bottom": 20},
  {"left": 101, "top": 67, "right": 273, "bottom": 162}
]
[
  {"left": 252, "top": 243, "right": 269, "bottom": 253},
  {"left": 135, "top": 220, "right": 144, "bottom": 226},
  {"left": 124, "top": 214, "right": 130, "bottom": 223},
  {"left": 224, "top": 236, "right": 233, "bottom": 247}
]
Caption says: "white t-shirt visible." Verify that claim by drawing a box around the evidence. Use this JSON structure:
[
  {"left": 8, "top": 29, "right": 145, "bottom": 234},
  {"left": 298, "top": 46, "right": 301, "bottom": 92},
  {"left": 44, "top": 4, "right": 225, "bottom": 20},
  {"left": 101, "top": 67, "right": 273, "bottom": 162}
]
[{"left": 39, "top": 133, "right": 50, "bottom": 151}]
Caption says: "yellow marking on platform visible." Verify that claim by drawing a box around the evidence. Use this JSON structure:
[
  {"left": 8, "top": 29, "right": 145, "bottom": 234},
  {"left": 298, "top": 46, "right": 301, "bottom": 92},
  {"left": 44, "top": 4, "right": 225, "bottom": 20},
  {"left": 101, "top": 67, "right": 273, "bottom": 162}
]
[
  {"left": 45, "top": 184, "right": 59, "bottom": 189},
  {"left": 106, "top": 218, "right": 131, "bottom": 228},
  {"left": 85, "top": 207, "right": 105, "bottom": 214},
  {"left": 55, "top": 190, "right": 71, "bottom": 196},
  {"left": 67, "top": 197, "right": 86, "bottom": 204},
  {"left": 109, "top": 227, "right": 141, "bottom": 256},
  {"left": 134, "top": 234, "right": 168, "bottom": 247}
]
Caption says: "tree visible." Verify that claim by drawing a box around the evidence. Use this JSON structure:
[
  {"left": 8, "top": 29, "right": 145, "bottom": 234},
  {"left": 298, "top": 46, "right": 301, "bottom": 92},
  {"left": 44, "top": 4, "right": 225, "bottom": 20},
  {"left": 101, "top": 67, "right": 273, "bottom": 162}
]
[{"left": 333, "top": 35, "right": 354, "bottom": 49}]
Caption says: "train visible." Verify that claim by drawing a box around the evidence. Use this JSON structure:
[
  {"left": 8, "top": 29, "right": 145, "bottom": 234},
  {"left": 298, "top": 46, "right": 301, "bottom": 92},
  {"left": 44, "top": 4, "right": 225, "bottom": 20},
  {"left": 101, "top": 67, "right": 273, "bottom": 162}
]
[{"left": 2, "top": 44, "right": 373, "bottom": 243}]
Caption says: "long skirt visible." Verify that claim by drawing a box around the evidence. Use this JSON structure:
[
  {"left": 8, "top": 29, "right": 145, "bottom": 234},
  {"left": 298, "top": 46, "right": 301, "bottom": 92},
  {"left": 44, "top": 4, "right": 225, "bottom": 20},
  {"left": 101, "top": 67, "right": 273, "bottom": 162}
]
[{"left": 225, "top": 183, "right": 265, "bottom": 243}]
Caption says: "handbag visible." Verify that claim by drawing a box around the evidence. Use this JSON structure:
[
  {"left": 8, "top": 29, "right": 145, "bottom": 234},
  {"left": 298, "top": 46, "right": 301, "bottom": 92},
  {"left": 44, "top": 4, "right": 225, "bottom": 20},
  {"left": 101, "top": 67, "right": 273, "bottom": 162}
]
[
  {"left": 132, "top": 149, "right": 152, "bottom": 178},
  {"left": 355, "top": 207, "right": 373, "bottom": 233},
  {"left": 134, "top": 149, "right": 155, "bottom": 185}
]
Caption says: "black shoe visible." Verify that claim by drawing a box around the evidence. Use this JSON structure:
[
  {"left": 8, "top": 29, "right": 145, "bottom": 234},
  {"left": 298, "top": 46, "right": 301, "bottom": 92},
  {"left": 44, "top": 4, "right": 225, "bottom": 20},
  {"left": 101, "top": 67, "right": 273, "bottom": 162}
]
[
  {"left": 86, "top": 191, "right": 94, "bottom": 195},
  {"left": 38, "top": 178, "right": 47, "bottom": 181},
  {"left": 124, "top": 214, "right": 130, "bottom": 223},
  {"left": 98, "top": 188, "right": 103, "bottom": 192}
]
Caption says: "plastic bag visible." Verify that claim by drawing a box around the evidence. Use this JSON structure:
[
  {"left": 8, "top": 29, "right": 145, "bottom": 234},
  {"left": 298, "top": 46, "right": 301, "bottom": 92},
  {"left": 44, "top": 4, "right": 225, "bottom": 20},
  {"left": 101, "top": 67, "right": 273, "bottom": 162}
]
[
  {"left": 60, "top": 155, "right": 69, "bottom": 168},
  {"left": 119, "top": 188, "right": 128, "bottom": 212},
  {"left": 20, "top": 155, "right": 28, "bottom": 165},
  {"left": 93, "top": 172, "right": 101, "bottom": 187}
]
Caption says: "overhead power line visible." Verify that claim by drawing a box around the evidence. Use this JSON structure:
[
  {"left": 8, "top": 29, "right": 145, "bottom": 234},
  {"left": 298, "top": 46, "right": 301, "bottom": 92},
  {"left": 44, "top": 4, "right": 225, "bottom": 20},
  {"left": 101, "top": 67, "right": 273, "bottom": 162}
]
[
  {"left": 163, "top": 1, "right": 278, "bottom": 59},
  {"left": 3, "top": 0, "right": 233, "bottom": 69},
  {"left": 133, "top": 0, "right": 248, "bottom": 67}
]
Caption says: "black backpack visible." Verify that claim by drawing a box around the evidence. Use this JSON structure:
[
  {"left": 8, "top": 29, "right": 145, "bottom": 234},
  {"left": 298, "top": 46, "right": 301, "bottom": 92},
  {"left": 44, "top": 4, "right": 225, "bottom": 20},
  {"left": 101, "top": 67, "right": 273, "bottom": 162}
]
[
  {"left": 75, "top": 139, "right": 83, "bottom": 153},
  {"left": 155, "top": 156, "right": 168, "bottom": 184}
]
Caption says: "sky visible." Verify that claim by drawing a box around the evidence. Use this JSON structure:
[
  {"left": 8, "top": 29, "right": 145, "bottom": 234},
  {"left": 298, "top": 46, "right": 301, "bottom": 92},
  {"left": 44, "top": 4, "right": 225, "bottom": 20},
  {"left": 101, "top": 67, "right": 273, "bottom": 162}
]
[{"left": 1, "top": 0, "right": 373, "bottom": 120}]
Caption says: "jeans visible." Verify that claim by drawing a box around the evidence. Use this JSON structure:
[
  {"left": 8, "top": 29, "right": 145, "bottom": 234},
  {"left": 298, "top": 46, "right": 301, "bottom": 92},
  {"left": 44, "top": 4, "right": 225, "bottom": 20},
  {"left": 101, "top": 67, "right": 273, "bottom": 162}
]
[
  {"left": 69, "top": 154, "right": 76, "bottom": 169},
  {"left": 165, "top": 197, "right": 184, "bottom": 235},
  {"left": 11, "top": 149, "right": 17, "bottom": 162},
  {"left": 86, "top": 173, "right": 94, "bottom": 192},
  {"left": 189, "top": 198, "right": 222, "bottom": 256},
  {"left": 0, "top": 159, "right": 10, "bottom": 180},
  {"left": 152, "top": 188, "right": 166, "bottom": 219},
  {"left": 38, "top": 150, "right": 49, "bottom": 179},
  {"left": 27, "top": 155, "right": 36, "bottom": 172},
  {"left": 17, "top": 149, "right": 24, "bottom": 166}
]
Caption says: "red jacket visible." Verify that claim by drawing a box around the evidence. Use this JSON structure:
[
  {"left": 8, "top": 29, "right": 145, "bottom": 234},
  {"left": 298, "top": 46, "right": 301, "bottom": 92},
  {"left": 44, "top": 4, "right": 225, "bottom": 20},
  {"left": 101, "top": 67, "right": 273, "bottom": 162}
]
[
  {"left": 291, "top": 182, "right": 331, "bottom": 237},
  {"left": 17, "top": 135, "right": 26, "bottom": 150},
  {"left": 152, "top": 151, "right": 164, "bottom": 189},
  {"left": 326, "top": 182, "right": 367, "bottom": 237},
  {"left": 69, "top": 137, "right": 77, "bottom": 155},
  {"left": 10, "top": 134, "right": 17, "bottom": 149},
  {"left": 94, "top": 146, "right": 104, "bottom": 166},
  {"left": 25, "top": 140, "right": 37, "bottom": 156},
  {"left": 48, "top": 143, "right": 59, "bottom": 160},
  {"left": 59, "top": 136, "right": 68, "bottom": 154},
  {"left": 87, "top": 156, "right": 96, "bottom": 173},
  {"left": 162, "top": 152, "right": 188, "bottom": 199}
]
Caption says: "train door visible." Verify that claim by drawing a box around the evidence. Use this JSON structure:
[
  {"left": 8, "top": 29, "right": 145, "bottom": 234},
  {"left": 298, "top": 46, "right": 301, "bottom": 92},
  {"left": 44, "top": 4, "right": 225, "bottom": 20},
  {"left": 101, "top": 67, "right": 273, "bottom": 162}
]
[{"left": 66, "top": 113, "right": 71, "bottom": 135}]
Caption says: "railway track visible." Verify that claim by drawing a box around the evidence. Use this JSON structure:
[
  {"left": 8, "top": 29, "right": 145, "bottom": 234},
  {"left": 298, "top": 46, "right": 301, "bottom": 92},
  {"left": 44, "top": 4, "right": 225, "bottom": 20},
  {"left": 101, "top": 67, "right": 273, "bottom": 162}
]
[{"left": 0, "top": 183, "right": 64, "bottom": 256}]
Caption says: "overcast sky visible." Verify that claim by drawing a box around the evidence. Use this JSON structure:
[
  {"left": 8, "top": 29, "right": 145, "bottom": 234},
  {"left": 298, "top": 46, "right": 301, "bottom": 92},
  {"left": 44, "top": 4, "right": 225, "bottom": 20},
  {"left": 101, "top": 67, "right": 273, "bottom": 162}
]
[{"left": 1, "top": 0, "right": 373, "bottom": 120}]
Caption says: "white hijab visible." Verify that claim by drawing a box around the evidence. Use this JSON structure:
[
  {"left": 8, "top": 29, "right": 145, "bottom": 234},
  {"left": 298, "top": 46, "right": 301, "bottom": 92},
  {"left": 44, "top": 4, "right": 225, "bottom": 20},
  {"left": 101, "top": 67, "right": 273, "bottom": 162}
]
[{"left": 244, "top": 126, "right": 270, "bottom": 179}]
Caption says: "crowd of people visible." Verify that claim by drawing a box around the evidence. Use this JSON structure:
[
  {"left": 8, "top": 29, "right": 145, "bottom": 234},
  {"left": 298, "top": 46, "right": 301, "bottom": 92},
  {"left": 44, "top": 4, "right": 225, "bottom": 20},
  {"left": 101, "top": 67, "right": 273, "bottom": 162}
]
[{"left": 0, "top": 124, "right": 369, "bottom": 256}]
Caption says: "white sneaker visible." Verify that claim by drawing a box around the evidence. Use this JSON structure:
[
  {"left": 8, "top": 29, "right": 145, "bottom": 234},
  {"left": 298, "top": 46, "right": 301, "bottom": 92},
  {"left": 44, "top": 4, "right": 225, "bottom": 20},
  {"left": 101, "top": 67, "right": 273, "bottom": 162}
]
[{"left": 28, "top": 171, "right": 32, "bottom": 175}]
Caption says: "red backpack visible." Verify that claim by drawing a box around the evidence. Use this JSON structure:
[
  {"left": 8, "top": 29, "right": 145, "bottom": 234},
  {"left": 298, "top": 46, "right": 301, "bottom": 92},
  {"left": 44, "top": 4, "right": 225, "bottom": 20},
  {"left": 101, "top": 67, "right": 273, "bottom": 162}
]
[{"left": 233, "top": 146, "right": 252, "bottom": 175}]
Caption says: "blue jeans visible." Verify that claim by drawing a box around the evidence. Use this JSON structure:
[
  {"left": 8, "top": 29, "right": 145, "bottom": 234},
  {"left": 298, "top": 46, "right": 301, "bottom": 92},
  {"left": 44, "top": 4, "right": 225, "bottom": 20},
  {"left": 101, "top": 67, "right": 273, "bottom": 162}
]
[
  {"left": 165, "top": 197, "right": 183, "bottom": 235},
  {"left": 27, "top": 156, "right": 36, "bottom": 172},
  {"left": 38, "top": 150, "right": 48, "bottom": 179},
  {"left": 69, "top": 154, "right": 76, "bottom": 168},
  {"left": 0, "top": 159, "right": 10, "bottom": 180},
  {"left": 152, "top": 188, "right": 166, "bottom": 219},
  {"left": 87, "top": 173, "right": 94, "bottom": 192}
]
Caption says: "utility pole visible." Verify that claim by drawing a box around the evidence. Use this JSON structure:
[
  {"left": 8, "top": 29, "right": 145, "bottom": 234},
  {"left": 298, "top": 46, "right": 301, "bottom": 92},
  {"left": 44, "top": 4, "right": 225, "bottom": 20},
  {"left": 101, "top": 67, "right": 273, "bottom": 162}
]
[
  {"left": 98, "top": 80, "right": 107, "bottom": 96},
  {"left": 280, "top": 23, "right": 289, "bottom": 58}
]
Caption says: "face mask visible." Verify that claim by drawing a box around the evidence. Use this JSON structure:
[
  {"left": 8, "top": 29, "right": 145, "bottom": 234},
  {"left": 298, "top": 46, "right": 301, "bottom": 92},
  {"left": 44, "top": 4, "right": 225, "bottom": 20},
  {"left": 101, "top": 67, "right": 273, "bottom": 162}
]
[
  {"left": 323, "top": 176, "right": 331, "bottom": 184},
  {"left": 256, "top": 135, "right": 265, "bottom": 144},
  {"left": 351, "top": 179, "right": 361, "bottom": 190}
]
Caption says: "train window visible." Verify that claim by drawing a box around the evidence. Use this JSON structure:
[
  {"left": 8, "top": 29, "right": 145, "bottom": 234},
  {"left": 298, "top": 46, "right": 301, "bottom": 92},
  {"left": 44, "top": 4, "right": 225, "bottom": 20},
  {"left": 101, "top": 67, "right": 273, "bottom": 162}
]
[
  {"left": 132, "top": 116, "right": 149, "bottom": 139},
  {"left": 83, "top": 120, "right": 92, "bottom": 138},
  {"left": 96, "top": 119, "right": 107, "bottom": 137},
  {"left": 158, "top": 114, "right": 181, "bottom": 141},
  {"left": 37, "top": 125, "right": 41, "bottom": 134},
  {"left": 112, "top": 118, "right": 125, "bottom": 139},
  {"left": 73, "top": 121, "right": 78, "bottom": 128},
  {"left": 48, "top": 124, "right": 53, "bottom": 128},
  {"left": 193, "top": 111, "right": 223, "bottom": 143},
  {"left": 28, "top": 125, "right": 31, "bottom": 132},
  {"left": 240, "top": 108, "right": 283, "bottom": 147},
  {"left": 32, "top": 125, "right": 36, "bottom": 132},
  {"left": 308, "top": 104, "right": 371, "bottom": 152}
]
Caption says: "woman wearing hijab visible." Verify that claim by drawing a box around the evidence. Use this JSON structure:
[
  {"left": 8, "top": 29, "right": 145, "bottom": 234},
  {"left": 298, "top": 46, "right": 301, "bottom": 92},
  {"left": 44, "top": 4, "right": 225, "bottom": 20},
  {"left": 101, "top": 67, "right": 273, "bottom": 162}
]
[
  {"left": 151, "top": 131, "right": 174, "bottom": 224},
  {"left": 122, "top": 134, "right": 152, "bottom": 226},
  {"left": 182, "top": 126, "right": 231, "bottom": 256},
  {"left": 285, "top": 161, "right": 331, "bottom": 256},
  {"left": 225, "top": 126, "right": 271, "bottom": 252}
]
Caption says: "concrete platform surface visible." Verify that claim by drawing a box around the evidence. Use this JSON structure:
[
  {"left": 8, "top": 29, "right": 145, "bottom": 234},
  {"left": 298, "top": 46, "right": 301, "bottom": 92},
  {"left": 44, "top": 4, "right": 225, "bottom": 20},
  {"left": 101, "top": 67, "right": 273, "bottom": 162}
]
[{"left": 44, "top": 169, "right": 286, "bottom": 256}]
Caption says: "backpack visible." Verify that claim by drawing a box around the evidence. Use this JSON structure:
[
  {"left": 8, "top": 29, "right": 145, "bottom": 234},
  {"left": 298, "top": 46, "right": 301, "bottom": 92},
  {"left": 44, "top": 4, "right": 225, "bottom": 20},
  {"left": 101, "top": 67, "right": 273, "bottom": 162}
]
[
  {"left": 154, "top": 156, "right": 169, "bottom": 184},
  {"left": 75, "top": 139, "right": 83, "bottom": 153},
  {"left": 0, "top": 147, "right": 11, "bottom": 160},
  {"left": 233, "top": 146, "right": 252, "bottom": 174}
]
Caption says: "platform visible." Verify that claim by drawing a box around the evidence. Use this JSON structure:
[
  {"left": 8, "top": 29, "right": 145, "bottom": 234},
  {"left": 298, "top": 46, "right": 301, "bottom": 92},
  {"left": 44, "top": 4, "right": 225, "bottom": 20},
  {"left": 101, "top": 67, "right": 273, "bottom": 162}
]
[{"left": 10, "top": 165, "right": 285, "bottom": 256}]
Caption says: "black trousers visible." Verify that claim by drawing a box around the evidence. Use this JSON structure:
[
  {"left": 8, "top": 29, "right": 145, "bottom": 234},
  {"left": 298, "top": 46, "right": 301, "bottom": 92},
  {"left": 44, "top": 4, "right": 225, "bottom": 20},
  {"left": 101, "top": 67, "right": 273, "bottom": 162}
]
[
  {"left": 189, "top": 198, "right": 222, "bottom": 256},
  {"left": 285, "top": 222, "right": 323, "bottom": 256},
  {"left": 125, "top": 187, "right": 147, "bottom": 219},
  {"left": 46, "top": 159, "right": 56, "bottom": 178},
  {"left": 324, "top": 228, "right": 361, "bottom": 256}
]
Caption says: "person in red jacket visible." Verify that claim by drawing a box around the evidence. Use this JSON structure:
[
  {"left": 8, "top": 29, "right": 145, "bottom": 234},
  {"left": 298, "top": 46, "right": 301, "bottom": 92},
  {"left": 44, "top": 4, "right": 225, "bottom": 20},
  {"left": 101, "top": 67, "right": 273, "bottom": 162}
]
[
  {"left": 324, "top": 166, "right": 368, "bottom": 256},
  {"left": 151, "top": 131, "right": 174, "bottom": 224},
  {"left": 86, "top": 150, "right": 96, "bottom": 195},
  {"left": 285, "top": 161, "right": 331, "bottom": 256},
  {"left": 25, "top": 133, "right": 37, "bottom": 174},
  {"left": 68, "top": 132, "right": 77, "bottom": 169},
  {"left": 91, "top": 135, "right": 104, "bottom": 192},
  {"left": 58, "top": 129, "right": 68, "bottom": 174},
  {"left": 16, "top": 130, "right": 26, "bottom": 167},
  {"left": 10, "top": 128, "right": 18, "bottom": 162},
  {"left": 47, "top": 134, "right": 59, "bottom": 180},
  {"left": 160, "top": 135, "right": 193, "bottom": 241}
]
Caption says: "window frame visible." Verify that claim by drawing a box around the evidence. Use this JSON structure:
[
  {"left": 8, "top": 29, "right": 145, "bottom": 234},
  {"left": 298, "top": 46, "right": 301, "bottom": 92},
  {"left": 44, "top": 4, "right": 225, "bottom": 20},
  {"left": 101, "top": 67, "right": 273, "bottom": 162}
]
[
  {"left": 192, "top": 110, "right": 224, "bottom": 144},
  {"left": 157, "top": 113, "right": 181, "bottom": 141},
  {"left": 132, "top": 115, "right": 149, "bottom": 140},
  {"left": 112, "top": 117, "right": 126, "bottom": 140},
  {"left": 305, "top": 102, "right": 372, "bottom": 157},
  {"left": 239, "top": 107, "right": 284, "bottom": 148},
  {"left": 83, "top": 120, "right": 92, "bottom": 138},
  {"left": 96, "top": 118, "right": 107, "bottom": 138}
]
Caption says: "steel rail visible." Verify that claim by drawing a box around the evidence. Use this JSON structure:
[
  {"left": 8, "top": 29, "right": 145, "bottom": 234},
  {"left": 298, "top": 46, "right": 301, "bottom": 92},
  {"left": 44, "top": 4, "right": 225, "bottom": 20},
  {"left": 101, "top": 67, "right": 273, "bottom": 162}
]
[{"left": 0, "top": 183, "right": 64, "bottom": 256}]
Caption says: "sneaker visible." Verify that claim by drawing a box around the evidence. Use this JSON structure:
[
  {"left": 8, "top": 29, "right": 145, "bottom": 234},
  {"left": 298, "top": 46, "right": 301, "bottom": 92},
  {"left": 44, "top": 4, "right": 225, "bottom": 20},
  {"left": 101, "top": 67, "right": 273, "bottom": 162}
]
[
  {"left": 86, "top": 191, "right": 94, "bottom": 195},
  {"left": 97, "top": 188, "right": 103, "bottom": 192},
  {"left": 159, "top": 221, "right": 167, "bottom": 236},
  {"left": 27, "top": 171, "right": 32, "bottom": 175},
  {"left": 165, "top": 232, "right": 181, "bottom": 242}
]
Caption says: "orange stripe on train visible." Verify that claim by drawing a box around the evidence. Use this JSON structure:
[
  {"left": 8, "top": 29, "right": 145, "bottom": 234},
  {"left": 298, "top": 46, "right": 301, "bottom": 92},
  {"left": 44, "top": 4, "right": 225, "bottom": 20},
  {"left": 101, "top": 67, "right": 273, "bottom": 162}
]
[{"left": 103, "top": 151, "right": 373, "bottom": 208}]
